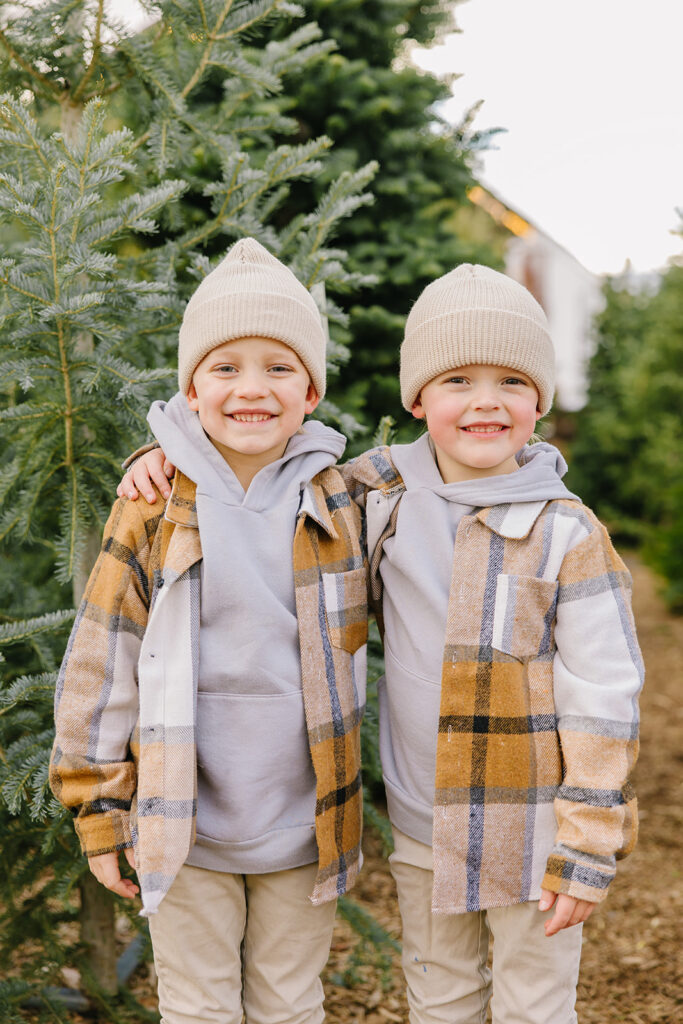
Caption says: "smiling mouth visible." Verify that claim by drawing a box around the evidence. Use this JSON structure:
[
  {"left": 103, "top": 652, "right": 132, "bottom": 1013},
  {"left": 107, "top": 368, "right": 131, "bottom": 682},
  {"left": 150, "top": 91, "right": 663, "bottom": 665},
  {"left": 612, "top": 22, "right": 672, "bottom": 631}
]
[
  {"left": 461, "top": 424, "right": 508, "bottom": 434},
  {"left": 228, "top": 412, "right": 275, "bottom": 422}
]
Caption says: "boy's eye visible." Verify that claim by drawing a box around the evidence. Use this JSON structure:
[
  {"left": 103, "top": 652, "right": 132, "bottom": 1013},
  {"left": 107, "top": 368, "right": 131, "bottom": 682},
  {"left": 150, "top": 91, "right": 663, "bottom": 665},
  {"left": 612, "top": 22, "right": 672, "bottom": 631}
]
[
  {"left": 503, "top": 377, "right": 528, "bottom": 386},
  {"left": 445, "top": 375, "right": 467, "bottom": 385},
  {"left": 269, "top": 364, "right": 293, "bottom": 374},
  {"left": 215, "top": 364, "right": 237, "bottom": 373}
]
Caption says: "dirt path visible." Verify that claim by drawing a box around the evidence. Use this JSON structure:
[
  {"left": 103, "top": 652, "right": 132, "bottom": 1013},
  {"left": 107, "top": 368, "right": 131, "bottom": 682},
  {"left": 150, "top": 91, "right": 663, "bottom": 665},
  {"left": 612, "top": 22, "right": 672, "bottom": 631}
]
[{"left": 322, "top": 556, "right": 683, "bottom": 1023}]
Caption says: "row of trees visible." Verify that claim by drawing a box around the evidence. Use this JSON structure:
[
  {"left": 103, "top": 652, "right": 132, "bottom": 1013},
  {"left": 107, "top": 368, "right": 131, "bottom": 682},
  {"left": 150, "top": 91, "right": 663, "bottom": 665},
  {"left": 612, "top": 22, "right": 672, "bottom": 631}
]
[
  {"left": 0, "top": 0, "right": 496, "bottom": 1016},
  {"left": 568, "top": 255, "right": 683, "bottom": 609}
]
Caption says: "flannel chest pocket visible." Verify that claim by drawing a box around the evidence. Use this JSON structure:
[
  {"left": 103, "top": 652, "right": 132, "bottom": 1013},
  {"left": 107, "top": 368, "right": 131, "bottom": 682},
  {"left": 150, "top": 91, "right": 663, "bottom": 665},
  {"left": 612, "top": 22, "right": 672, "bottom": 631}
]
[
  {"left": 492, "top": 574, "right": 559, "bottom": 661},
  {"left": 322, "top": 567, "right": 368, "bottom": 654}
]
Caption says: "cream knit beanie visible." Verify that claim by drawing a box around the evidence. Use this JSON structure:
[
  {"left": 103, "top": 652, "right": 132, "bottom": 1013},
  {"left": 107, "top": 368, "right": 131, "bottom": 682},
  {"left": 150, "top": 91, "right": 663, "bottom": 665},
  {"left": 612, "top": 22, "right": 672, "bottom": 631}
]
[
  {"left": 178, "top": 238, "right": 327, "bottom": 398},
  {"left": 400, "top": 264, "right": 555, "bottom": 415}
]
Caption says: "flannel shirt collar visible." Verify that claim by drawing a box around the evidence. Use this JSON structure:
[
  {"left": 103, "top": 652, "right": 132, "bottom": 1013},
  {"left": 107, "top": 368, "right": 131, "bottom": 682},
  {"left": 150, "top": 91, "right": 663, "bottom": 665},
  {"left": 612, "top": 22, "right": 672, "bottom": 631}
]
[
  {"left": 164, "top": 470, "right": 198, "bottom": 528},
  {"left": 164, "top": 470, "right": 339, "bottom": 540},
  {"left": 475, "top": 500, "right": 549, "bottom": 539},
  {"left": 298, "top": 479, "right": 338, "bottom": 539}
]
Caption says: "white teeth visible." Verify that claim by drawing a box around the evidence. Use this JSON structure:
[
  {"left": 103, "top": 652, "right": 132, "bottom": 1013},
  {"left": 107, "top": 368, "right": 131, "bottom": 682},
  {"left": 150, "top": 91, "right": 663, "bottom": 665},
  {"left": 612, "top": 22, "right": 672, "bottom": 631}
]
[
  {"left": 463, "top": 425, "right": 505, "bottom": 433},
  {"left": 231, "top": 413, "right": 272, "bottom": 422}
]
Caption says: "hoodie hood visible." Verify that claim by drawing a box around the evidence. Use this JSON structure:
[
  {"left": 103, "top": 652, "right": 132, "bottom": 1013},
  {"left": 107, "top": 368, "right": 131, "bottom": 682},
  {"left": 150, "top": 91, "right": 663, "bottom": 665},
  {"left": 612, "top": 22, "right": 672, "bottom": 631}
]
[
  {"left": 390, "top": 433, "right": 579, "bottom": 507},
  {"left": 148, "top": 392, "right": 345, "bottom": 510}
]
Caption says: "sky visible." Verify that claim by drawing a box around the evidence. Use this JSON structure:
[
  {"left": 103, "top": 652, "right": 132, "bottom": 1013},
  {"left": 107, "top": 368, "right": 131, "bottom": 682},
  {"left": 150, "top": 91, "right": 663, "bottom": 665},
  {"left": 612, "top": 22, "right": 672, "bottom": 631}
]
[
  {"left": 411, "top": 0, "right": 683, "bottom": 276},
  {"left": 112, "top": 0, "right": 682, "bottom": 277}
]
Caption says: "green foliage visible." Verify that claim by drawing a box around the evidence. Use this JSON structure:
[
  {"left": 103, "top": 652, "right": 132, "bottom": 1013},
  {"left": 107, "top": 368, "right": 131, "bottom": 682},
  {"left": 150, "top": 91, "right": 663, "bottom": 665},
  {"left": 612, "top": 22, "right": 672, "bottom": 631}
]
[
  {"left": 0, "top": 94, "right": 185, "bottom": 580},
  {"left": 0, "top": 610, "right": 88, "bottom": 1008},
  {"left": 569, "top": 262, "right": 683, "bottom": 609},
  {"left": 333, "top": 896, "right": 401, "bottom": 990},
  {"left": 285, "top": 1, "right": 503, "bottom": 436}
]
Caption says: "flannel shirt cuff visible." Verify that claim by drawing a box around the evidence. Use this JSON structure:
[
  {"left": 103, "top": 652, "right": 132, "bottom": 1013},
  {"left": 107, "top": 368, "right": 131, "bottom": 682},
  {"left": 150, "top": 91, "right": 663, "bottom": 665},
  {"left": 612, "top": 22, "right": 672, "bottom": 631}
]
[
  {"left": 542, "top": 842, "right": 616, "bottom": 903},
  {"left": 75, "top": 809, "right": 134, "bottom": 858},
  {"left": 121, "top": 440, "right": 160, "bottom": 471}
]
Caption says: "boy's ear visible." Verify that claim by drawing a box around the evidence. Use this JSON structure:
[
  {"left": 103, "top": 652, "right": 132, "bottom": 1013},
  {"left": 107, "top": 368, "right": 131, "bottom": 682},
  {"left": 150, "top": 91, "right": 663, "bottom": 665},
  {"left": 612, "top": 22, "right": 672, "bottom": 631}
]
[
  {"left": 187, "top": 381, "right": 199, "bottom": 411},
  {"left": 411, "top": 394, "right": 426, "bottom": 420},
  {"left": 535, "top": 409, "right": 543, "bottom": 422},
  {"left": 304, "top": 382, "right": 320, "bottom": 416}
]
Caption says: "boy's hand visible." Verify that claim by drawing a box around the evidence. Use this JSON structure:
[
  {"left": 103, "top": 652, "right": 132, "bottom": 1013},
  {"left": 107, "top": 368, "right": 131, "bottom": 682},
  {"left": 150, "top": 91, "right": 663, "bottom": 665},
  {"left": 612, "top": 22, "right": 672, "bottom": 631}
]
[
  {"left": 116, "top": 450, "right": 175, "bottom": 503},
  {"left": 539, "top": 888, "right": 595, "bottom": 936},
  {"left": 88, "top": 848, "right": 139, "bottom": 899}
]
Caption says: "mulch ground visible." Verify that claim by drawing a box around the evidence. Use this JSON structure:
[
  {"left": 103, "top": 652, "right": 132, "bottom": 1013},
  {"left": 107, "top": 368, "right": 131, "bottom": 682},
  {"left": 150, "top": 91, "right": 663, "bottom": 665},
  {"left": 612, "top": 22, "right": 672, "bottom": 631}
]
[{"left": 15, "top": 556, "right": 683, "bottom": 1022}]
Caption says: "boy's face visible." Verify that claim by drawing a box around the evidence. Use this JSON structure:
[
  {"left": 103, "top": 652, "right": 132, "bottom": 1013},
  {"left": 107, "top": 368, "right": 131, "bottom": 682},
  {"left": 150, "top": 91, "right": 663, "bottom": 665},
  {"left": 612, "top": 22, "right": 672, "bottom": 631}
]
[
  {"left": 187, "top": 336, "right": 319, "bottom": 473},
  {"left": 412, "top": 364, "right": 542, "bottom": 483}
]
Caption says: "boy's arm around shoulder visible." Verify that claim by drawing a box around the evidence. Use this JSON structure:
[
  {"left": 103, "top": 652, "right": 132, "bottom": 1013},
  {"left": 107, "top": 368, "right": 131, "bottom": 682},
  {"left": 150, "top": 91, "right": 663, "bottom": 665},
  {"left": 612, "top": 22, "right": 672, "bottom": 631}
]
[
  {"left": 339, "top": 445, "right": 403, "bottom": 510},
  {"left": 544, "top": 504, "right": 644, "bottom": 904},
  {"left": 49, "top": 492, "right": 164, "bottom": 858}
]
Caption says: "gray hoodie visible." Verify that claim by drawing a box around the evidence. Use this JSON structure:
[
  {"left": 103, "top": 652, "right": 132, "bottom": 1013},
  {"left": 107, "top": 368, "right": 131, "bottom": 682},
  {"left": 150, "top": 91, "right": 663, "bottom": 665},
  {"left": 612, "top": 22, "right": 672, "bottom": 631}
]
[
  {"left": 378, "top": 433, "right": 580, "bottom": 847},
  {"left": 147, "top": 394, "right": 346, "bottom": 874}
]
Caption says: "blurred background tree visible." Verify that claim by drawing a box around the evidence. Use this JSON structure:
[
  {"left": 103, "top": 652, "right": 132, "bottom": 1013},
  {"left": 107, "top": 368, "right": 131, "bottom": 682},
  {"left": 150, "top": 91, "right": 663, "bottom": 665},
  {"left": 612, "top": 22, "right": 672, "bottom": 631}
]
[
  {"left": 288, "top": 0, "right": 503, "bottom": 438},
  {"left": 567, "top": 254, "right": 683, "bottom": 610}
]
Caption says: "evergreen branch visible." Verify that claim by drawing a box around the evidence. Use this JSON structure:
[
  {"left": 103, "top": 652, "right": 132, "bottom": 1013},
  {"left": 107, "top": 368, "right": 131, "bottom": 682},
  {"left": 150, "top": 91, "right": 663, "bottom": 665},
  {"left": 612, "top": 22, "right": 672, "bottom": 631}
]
[
  {"left": 218, "top": 0, "right": 280, "bottom": 40},
  {"left": 0, "top": 95, "right": 51, "bottom": 170},
  {"left": 70, "top": 97, "right": 105, "bottom": 245},
  {"left": 71, "top": 0, "right": 105, "bottom": 103},
  {"left": 197, "top": 0, "right": 210, "bottom": 33},
  {"left": 0, "top": 673, "right": 56, "bottom": 718},
  {"left": 82, "top": 179, "right": 187, "bottom": 246},
  {"left": 180, "top": 138, "right": 331, "bottom": 251},
  {"left": 0, "top": 403, "right": 59, "bottom": 423},
  {"left": 64, "top": 465, "right": 79, "bottom": 583},
  {"left": 181, "top": 0, "right": 234, "bottom": 99},
  {"left": 56, "top": 318, "right": 75, "bottom": 488},
  {"left": 0, "top": 270, "right": 47, "bottom": 306},
  {"left": 0, "top": 611, "right": 75, "bottom": 648},
  {"left": 0, "top": 28, "right": 63, "bottom": 99}
]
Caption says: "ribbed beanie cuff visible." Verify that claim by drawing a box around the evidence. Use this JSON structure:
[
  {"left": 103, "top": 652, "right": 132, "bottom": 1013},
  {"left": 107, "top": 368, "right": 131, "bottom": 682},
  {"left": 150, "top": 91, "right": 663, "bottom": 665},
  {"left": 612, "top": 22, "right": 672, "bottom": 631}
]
[
  {"left": 400, "top": 264, "right": 555, "bottom": 415},
  {"left": 178, "top": 238, "right": 327, "bottom": 398}
]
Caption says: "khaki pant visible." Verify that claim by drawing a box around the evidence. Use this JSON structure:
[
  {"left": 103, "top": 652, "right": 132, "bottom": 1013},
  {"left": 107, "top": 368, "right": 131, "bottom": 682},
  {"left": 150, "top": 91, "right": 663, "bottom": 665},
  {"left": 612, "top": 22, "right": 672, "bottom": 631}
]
[
  {"left": 390, "top": 855, "right": 583, "bottom": 1024},
  {"left": 148, "top": 862, "right": 337, "bottom": 1024}
]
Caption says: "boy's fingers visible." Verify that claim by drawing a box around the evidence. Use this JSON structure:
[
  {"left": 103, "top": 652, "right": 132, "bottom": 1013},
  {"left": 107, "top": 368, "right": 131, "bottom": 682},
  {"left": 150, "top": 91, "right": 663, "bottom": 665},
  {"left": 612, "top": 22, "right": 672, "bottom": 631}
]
[
  {"left": 544, "top": 894, "right": 573, "bottom": 936},
  {"left": 538, "top": 888, "right": 556, "bottom": 912},
  {"left": 131, "top": 453, "right": 171, "bottom": 502},
  {"left": 149, "top": 461, "right": 172, "bottom": 499},
  {"left": 88, "top": 852, "right": 140, "bottom": 899},
  {"left": 119, "top": 471, "right": 139, "bottom": 501},
  {"left": 543, "top": 894, "right": 595, "bottom": 936},
  {"left": 124, "top": 846, "right": 137, "bottom": 871},
  {"left": 132, "top": 462, "right": 158, "bottom": 503}
]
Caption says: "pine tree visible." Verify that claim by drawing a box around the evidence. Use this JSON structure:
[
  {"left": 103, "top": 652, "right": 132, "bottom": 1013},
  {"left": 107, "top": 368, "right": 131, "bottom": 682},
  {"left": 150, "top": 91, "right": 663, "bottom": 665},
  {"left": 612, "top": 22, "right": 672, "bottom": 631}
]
[
  {"left": 568, "top": 258, "right": 683, "bottom": 609},
  {"left": 0, "top": 1, "right": 375, "bottom": 1010},
  {"left": 284, "top": 1, "right": 503, "bottom": 436}
]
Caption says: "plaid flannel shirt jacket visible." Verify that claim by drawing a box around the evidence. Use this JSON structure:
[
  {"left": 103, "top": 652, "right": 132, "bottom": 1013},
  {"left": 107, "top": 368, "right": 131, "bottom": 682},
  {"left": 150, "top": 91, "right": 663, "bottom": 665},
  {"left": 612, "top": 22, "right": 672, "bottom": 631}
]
[
  {"left": 50, "top": 467, "right": 367, "bottom": 916},
  {"left": 342, "top": 446, "right": 643, "bottom": 914}
]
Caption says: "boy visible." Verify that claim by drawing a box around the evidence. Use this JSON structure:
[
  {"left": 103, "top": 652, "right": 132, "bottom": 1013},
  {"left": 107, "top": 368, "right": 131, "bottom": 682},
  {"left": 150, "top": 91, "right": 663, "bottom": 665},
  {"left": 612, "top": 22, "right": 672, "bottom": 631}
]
[
  {"left": 120, "top": 264, "right": 643, "bottom": 1023},
  {"left": 50, "top": 238, "right": 368, "bottom": 1024}
]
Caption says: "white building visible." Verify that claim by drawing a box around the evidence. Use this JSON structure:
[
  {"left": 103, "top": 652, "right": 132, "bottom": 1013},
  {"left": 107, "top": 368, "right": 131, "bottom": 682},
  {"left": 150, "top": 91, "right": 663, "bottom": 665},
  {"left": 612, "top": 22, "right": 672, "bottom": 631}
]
[{"left": 468, "top": 186, "right": 605, "bottom": 411}]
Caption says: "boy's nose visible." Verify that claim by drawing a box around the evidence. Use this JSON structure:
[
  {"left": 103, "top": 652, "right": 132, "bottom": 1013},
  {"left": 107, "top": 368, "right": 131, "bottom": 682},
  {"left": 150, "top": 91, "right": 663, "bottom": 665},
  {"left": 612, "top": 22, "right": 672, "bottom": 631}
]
[
  {"left": 235, "top": 372, "right": 269, "bottom": 398},
  {"left": 471, "top": 387, "right": 500, "bottom": 409}
]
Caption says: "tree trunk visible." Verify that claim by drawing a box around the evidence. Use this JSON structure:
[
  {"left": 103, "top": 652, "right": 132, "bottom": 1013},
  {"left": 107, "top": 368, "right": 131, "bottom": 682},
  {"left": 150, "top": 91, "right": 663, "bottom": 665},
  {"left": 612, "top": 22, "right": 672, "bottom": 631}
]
[
  {"left": 74, "top": 534, "right": 119, "bottom": 996},
  {"left": 79, "top": 871, "right": 119, "bottom": 994}
]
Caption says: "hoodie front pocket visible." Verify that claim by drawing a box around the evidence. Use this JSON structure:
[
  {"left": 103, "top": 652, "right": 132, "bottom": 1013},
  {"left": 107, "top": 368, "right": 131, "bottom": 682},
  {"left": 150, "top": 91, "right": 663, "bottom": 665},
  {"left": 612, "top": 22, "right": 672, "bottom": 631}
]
[
  {"left": 492, "top": 574, "right": 558, "bottom": 661},
  {"left": 322, "top": 567, "right": 368, "bottom": 654}
]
